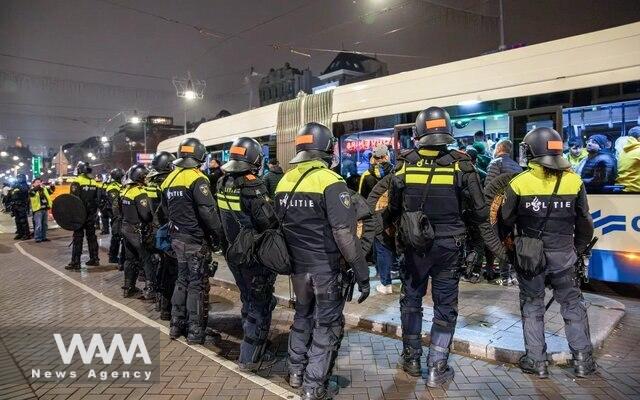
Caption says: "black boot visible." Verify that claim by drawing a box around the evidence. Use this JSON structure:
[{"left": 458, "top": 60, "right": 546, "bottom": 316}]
[
  {"left": 287, "top": 372, "right": 303, "bottom": 389},
  {"left": 169, "top": 323, "right": 185, "bottom": 340},
  {"left": 123, "top": 286, "right": 140, "bottom": 298},
  {"left": 397, "top": 349, "right": 422, "bottom": 377},
  {"left": 238, "top": 349, "right": 279, "bottom": 372},
  {"left": 85, "top": 259, "right": 100, "bottom": 267},
  {"left": 65, "top": 262, "right": 81, "bottom": 271},
  {"left": 426, "top": 359, "right": 454, "bottom": 387},
  {"left": 518, "top": 354, "right": 549, "bottom": 379},
  {"left": 572, "top": 351, "right": 596, "bottom": 378},
  {"left": 142, "top": 281, "right": 155, "bottom": 301},
  {"left": 187, "top": 326, "right": 206, "bottom": 345},
  {"left": 301, "top": 380, "right": 339, "bottom": 400}
]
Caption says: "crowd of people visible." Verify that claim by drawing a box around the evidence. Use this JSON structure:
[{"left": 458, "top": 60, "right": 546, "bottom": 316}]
[
  {"left": 4, "top": 105, "right": 605, "bottom": 399},
  {"left": 2, "top": 176, "right": 54, "bottom": 242}
]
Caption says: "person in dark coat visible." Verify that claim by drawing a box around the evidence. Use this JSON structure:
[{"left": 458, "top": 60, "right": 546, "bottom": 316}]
[
  {"left": 263, "top": 159, "right": 284, "bottom": 198},
  {"left": 581, "top": 134, "right": 617, "bottom": 192},
  {"left": 206, "top": 157, "right": 224, "bottom": 193},
  {"left": 484, "top": 139, "right": 522, "bottom": 189},
  {"left": 358, "top": 144, "right": 394, "bottom": 200}
]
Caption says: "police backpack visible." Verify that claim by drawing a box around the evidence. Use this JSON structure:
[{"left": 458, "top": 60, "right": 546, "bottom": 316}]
[
  {"left": 256, "top": 167, "right": 320, "bottom": 275},
  {"left": 398, "top": 170, "right": 435, "bottom": 254}
]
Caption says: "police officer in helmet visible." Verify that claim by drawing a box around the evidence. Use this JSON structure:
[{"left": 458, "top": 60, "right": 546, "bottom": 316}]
[
  {"left": 501, "top": 127, "right": 595, "bottom": 378},
  {"left": 388, "top": 107, "right": 503, "bottom": 387},
  {"left": 275, "top": 122, "right": 370, "bottom": 400},
  {"left": 218, "top": 137, "right": 279, "bottom": 371},
  {"left": 120, "top": 164, "right": 155, "bottom": 298},
  {"left": 147, "top": 151, "right": 178, "bottom": 321},
  {"left": 9, "top": 173, "right": 30, "bottom": 240},
  {"left": 161, "top": 138, "right": 221, "bottom": 344},
  {"left": 106, "top": 168, "right": 125, "bottom": 264},
  {"left": 66, "top": 161, "right": 101, "bottom": 270}
]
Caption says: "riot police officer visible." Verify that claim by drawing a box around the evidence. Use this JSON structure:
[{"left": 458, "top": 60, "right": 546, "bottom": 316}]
[
  {"left": 501, "top": 127, "right": 596, "bottom": 378},
  {"left": 9, "top": 173, "right": 30, "bottom": 240},
  {"left": 66, "top": 161, "right": 100, "bottom": 270},
  {"left": 218, "top": 137, "right": 279, "bottom": 371},
  {"left": 388, "top": 107, "right": 502, "bottom": 387},
  {"left": 120, "top": 164, "right": 155, "bottom": 298},
  {"left": 161, "top": 138, "right": 221, "bottom": 344},
  {"left": 275, "top": 123, "right": 370, "bottom": 400},
  {"left": 147, "top": 151, "right": 178, "bottom": 321},
  {"left": 105, "top": 168, "right": 124, "bottom": 264}
]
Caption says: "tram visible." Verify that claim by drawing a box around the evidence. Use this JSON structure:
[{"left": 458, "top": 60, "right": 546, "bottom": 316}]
[{"left": 158, "top": 22, "right": 640, "bottom": 284}]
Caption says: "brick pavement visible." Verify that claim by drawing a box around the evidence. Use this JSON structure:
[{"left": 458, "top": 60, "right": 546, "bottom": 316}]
[
  {"left": 210, "top": 257, "right": 624, "bottom": 364},
  {"left": 1, "top": 220, "right": 640, "bottom": 399}
]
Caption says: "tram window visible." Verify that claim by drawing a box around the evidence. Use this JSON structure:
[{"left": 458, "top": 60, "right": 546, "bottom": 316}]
[
  {"left": 563, "top": 99, "right": 640, "bottom": 194},
  {"left": 339, "top": 129, "right": 394, "bottom": 175},
  {"left": 451, "top": 114, "right": 509, "bottom": 154}
]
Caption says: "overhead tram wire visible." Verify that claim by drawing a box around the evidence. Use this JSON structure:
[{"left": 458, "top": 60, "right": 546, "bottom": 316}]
[
  {"left": 93, "top": 0, "right": 229, "bottom": 39},
  {"left": 186, "top": 0, "right": 317, "bottom": 70},
  {"left": 0, "top": 53, "right": 169, "bottom": 81}
]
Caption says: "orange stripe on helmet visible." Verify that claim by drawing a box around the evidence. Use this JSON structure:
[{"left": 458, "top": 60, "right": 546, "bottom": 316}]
[
  {"left": 547, "top": 140, "right": 563, "bottom": 150},
  {"left": 180, "top": 145, "right": 194, "bottom": 153},
  {"left": 230, "top": 146, "right": 247, "bottom": 155},
  {"left": 295, "top": 135, "right": 314, "bottom": 145},
  {"left": 425, "top": 119, "right": 447, "bottom": 129}
]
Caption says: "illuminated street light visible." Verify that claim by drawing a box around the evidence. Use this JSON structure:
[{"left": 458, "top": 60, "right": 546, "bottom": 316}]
[
  {"left": 87, "top": 152, "right": 94, "bottom": 158},
  {"left": 173, "top": 72, "right": 205, "bottom": 135},
  {"left": 101, "top": 136, "right": 109, "bottom": 143},
  {"left": 18, "top": 162, "right": 24, "bottom": 167},
  {"left": 47, "top": 169, "right": 52, "bottom": 174},
  {"left": 12, "top": 155, "right": 19, "bottom": 161},
  {"left": 0, "top": 151, "right": 7, "bottom": 157},
  {"left": 5, "top": 169, "right": 10, "bottom": 174}
]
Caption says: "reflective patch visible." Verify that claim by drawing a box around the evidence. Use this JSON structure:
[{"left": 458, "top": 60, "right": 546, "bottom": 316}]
[
  {"left": 339, "top": 192, "right": 351, "bottom": 208},
  {"left": 199, "top": 184, "right": 210, "bottom": 197}
]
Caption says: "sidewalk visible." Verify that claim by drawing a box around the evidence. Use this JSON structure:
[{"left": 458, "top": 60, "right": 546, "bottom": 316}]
[
  {"left": 95, "top": 235, "right": 625, "bottom": 365},
  {"left": 211, "top": 256, "right": 625, "bottom": 365}
]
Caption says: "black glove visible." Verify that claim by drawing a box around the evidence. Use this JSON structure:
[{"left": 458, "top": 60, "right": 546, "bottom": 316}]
[{"left": 356, "top": 279, "right": 370, "bottom": 304}]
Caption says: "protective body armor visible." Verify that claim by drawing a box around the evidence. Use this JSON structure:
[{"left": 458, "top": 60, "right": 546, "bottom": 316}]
[{"left": 395, "top": 149, "right": 466, "bottom": 238}]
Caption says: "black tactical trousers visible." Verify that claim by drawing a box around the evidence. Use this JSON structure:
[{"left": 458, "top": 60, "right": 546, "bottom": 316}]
[
  {"left": 228, "top": 262, "right": 276, "bottom": 364},
  {"left": 72, "top": 214, "right": 99, "bottom": 264},
  {"left": 401, "top": 238, "right": 462, "bottom": 365},
  {"left": 14, "top": 208, "right": 29, "bottom": 238},
  {"left": 100, "top": 210, "right": 111, "bottom": 234},
  {"left": 288, "top": 270, "right": 346, "bottom": 391},
  {"left": 109, "top": 218, "right": 122, "bottom": 263},
  {"left": 122, "top": 226, "right": 153, "bottom": 289},
  {"left": 157, "top": 253, "right": 178, "bottom": 315},
  {"left": 517, "top": 250, "right": 592, "bottom": 362},
  {"left": 171, "top": 236, "right": 210, "bottom": 334}
]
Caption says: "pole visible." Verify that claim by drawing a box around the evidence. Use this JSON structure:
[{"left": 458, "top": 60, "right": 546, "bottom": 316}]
[
  {"left": 184, "top": 106, "right": 188, "bottom": 135},
  {"left": 498, "top": 0, "right": 506, "bottom": 51},
  {"left": 143, "top": 122, "right": 147, "bottom": 154}
]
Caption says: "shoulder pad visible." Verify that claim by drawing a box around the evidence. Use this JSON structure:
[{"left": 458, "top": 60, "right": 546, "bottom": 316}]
[{"left": 399, "top": 149, "right": 420, "bottom": 164}]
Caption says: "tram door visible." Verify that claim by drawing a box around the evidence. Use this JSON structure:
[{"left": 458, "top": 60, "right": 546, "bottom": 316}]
[{"left": 509, "top": 106, "right": 563, "bottom": 161}]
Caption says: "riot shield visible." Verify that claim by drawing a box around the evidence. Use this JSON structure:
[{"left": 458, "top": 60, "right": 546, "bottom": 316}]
[{"left": 52, "top": 194, "right": 87, "bottom": 231}]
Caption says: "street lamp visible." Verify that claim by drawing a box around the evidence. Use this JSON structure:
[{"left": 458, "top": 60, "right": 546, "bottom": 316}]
[
  {"left": 173, "top": 72, "right": 206, "bottom": 134},
  {"left": 0, "top": 151, "right": 7, "bottom": 157},
  {"left": 12, "top": 155, "right": 19, "bottom": 161},
  {"left": 18, "top": 162, "right": 24, "bottom": 167}
]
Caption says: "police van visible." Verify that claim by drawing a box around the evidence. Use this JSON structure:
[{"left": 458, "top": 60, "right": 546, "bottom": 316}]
[{"left": 158, "top": 22, "right": 640, "bottom": 284}]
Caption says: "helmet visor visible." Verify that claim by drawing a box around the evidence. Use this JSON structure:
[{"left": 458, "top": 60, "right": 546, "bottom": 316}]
[{"left": 518, "top": 142, "right": 529, "bottom": 167}]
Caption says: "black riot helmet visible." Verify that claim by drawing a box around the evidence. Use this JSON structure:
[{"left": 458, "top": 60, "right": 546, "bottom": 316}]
[
  {"left": 127, "top": 164, "right": 149, "bottom": 184},
  {"left": 109, "top": 168, "right": 125, "bottom": 183},
  {"left": 222, "top": 137, "right": 263, "bottom": 174},
  {"left": 519, "top": 127, "right": 570, "bottom": 170},
  {"left": 414, "top": 107, "right": 455, "bottom": 147},
  {"left": 174, "top": 137, "right": 206, "bottom": 168},
  {"left": 148, "top": 151, "right": 176, "bottom": 178},
  {"left": 75, "top": 161, "right": 92, "bottom": 175},
  {"left": 289, "top": 122, "right": 336, "bottom": 164},
  {"left": 15, "top": 173, "right": 27, "bottom": 184}
]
